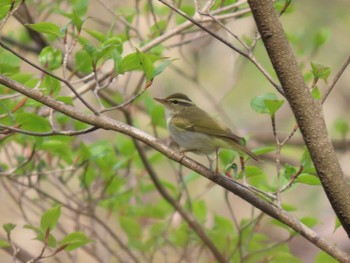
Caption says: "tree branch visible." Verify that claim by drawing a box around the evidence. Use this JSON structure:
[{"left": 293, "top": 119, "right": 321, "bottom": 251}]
[
  {"left": 247, "top": 0, "right": 350, "bottom": 240},
  {"left": 124, "top": 111, "right": 226, "bottom": 263},
  {"left": 0, "top": 74, "right": 349, "bottom": 262}
]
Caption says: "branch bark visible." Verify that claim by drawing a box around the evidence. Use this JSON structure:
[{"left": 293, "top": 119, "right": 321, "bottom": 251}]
[
  {"left": 0, "top": 74, "right": 349, "bottom": 262},
  {"left": 247, "top": 0, "right": 350, "bottom": 237}
]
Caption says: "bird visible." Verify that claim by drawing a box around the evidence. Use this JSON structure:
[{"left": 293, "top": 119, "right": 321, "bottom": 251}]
[{"left": 154, "top": 93, "right": 258, "bottom": 172}]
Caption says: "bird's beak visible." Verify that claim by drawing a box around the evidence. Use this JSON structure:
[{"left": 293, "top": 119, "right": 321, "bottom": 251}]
[{"left": 154, "top": 97, "right": 166, "bottom": 104}]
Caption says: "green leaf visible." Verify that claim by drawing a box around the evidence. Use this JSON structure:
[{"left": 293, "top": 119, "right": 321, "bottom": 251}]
[
  {"left": 136, "top": 49, "right": 154, "bottom": 81},
  {"left": 193, "top": 200, "right": 207, "bottom": 222},
  {"left": 40, "top": 205, "right": 61, "bottom": 231},
  {"left": 251, "top": 93, "right": 284, "bottom": 115},
  {"left": 75, "top": 50, "right": 93, "bottom": 73},
  {"left": 102, "top": 37, "right": 123, "bottom": 53},
  {"left": 334, "top": 118, "right": 349, "bottom": 138},
  {"left": 149, "top": 20, "right": 167, "bottom": 37},
  {"left": 296, "top": 173, "right": 321, "bottom": 185},
  {"left": 85, "top": 29, "right": 106, "bottom": 42},
  {"left": 60, "top": 231, "right": 92, "bottom": 251},
  {"left": 72, "top": 0, "right": 89, "bottom": 16},
  {"left": 56, "top": 96, "right": 74, "bottom": 106},
  {"left": 300, "top": 216, "right": 318, "bottom": 227},
  {"left": 334, "top": 216, "right": 341, "bottom": 232},
  {"left": 310, "top": 62, "right": 331, "bottom": 81},
  {"left": 252, "top": 146, "right": 275, "bottom": 155},
  {"left": 311, "top": 86, "right": 321, "bottom": 100},
  {"left": 283, "top": 164, "right": 297, "bottom": 180},
  {"left": 0, "top": 3, "right": 12, "bottom": 20},
  {"left": 313, "top": 28, "right": 331, "bottom": 48},
  {"left": 213, "top": 215, "right": 235, "bottom": 234},
  {"left": 26, "top": 22, "right": 62, "bottom": 38},
  {"left": 3, "top": 223, "right": 16, "bottom": 234},
  {"left": 169, "top": 223, "right": 188, "bottom": 247},
  {"left": 39, "top": 46, "right": 62, "bottom": 70},
  {"left": 23, "top": 224, "right": 56, "bottom": 247},
  {"left": 175, "top": 5, "right": 195, "bottom": 24},
  {"left": 16, "top": 113, "right": 51, "bottom": 132},
  {"left": 315, "top": 251, "right": 338, "bottom": 263},
  {"left": 245, "top": 166, "right": 265, "bottom": 178},
  {"left": 43, "top": 75, "right": 61, "bottom": 96},
  {"left": 152, "top": 59, "right": 174, "bottom": 79},
  {"left": 281, "top": 203, "right": 297, "bottom": 212},
  {"left": 300, "top": 147, "right": 314, "bottom": 171},
  {"left": 96, "top": 44, "right": 120, "bottom": 66},
  {"left": 0, "top": 48, "right": 20, "bottom": 74},
  {"left": 0, "top": 240, "right": 10, "bottom": 248},
  {"left": 119, "top": 217, "right": 142, "bottom": 239},
  {"left": 118, "top": 51, "right": 161, "bottom": 74},
  {"left": 71, "top": 11, "right": 84, "bottom": 31},
  {"left": 264, "top": 99, "right": 285, "bottom": 115},
  {"left": 39, "top": 136, "right": 73, "bottom": 163}
]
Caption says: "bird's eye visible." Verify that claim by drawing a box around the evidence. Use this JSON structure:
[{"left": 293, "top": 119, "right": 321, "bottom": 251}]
[{"left": 172, "top": 100, "right": 178, "bottom": 104}]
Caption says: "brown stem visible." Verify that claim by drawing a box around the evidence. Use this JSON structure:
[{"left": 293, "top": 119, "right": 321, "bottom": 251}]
[
  {"left": 247, "top": 0, "right": 350, "bottom": 240},
  {"left": 124, "top": 111, "right": 227, "bottom": 263}
]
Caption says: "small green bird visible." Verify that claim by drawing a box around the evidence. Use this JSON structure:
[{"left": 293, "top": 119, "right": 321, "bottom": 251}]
[{"left": 154, "top": 93, "right": 258, "bottom": 168}]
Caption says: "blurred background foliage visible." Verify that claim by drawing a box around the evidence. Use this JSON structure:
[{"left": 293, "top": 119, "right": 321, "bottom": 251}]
[{"left": 0, "top": 0, "right": 349, "bottom": 262}]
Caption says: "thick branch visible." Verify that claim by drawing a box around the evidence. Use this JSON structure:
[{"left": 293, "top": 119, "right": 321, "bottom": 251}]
[
  {"left": 247, "top": 0, "right": 350, "bottom": 238},
  {"left": 0, "top": 74, "right": 349, "bottom": 262}
]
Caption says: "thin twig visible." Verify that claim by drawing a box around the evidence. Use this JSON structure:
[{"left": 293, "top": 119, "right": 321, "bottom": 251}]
[
  {"left": 0, "top": 41, "right": 98, "bottom": 115},
  {"left": 322, "top": 54, "right": 350, "bottom": 104}
]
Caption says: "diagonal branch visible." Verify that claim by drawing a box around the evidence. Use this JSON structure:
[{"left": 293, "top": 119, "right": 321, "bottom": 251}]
[
  {"left": 124, "top": 111, "right": 226, "bottom": 263},
  {"left": 0, "top": 74, "right": 349, "bottom": 262}
]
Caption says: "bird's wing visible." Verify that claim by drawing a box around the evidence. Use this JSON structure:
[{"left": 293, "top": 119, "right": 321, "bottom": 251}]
[
  {"left": 172, "top": 110, "right": 259, "bottom": 160},
  {"left": 172, "top": 109, "right": 242, "bottom": 143}
]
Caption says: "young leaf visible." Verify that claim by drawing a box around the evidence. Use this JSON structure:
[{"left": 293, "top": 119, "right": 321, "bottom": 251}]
[
  {"left": 315, "top": 251, "right": 338, "bottom": 263},
  {"left": 59, "top": 231, "right": 92, "bottom": 251},
  {"left": 311, "top": 86, "right": 321, "bottom": 100},
  {"left": 56, "top": 96, "right": 74, "bottom": 106},
  {"left": 334, "top": 118, "right": 349, "bottom": 138},
  {"left": 136, "top": 49, "right": 154, "bottom": 81},
  {"left": 44, "top": 75, "right": 61, "bottom": 96},
  {"left": 152, "top": 59, "right": 174, "bottom": 79},
  {"left": 75, "top": 49, "right": 93, "bottom": 73},
  {"left": 296, "top": 173, "right": 321, "bottom": 185},
  {"left": 71, "top": 11, "right": 84, "bottom": 31},
  {"left": 84, "top": 29, "right": 106, "bottom": 42},
  {"left": 26, "top": 22, "right": 62, "bottom": 38},
  {"left": 39, "top": 46, "right": 62, "bottom": 70},
  {"left": 310, "top": 62, "right": 331, "bottom": 81},
  {"left": 0, "top": 48, "right": 20, "bottom": 74},
  {"left": 334, "top": 216, "right": 341, "bottom": 232},
  {"left": 283, "top": 164, "right": 297, "bottom": 180},
  {"left": 40, "top": 205, "right": 61, "bottom": 231},
  {"left": 72, "top": 0, "right": 89, "bottom": 16},
  {"left": 251, "top": 146, "right": 275, "bottom": 155},
  {"left": 3, "top": 223, "right": 16, "bottom": 234},
  {"left": 251, "top": 93, "right": 284, "bottom": 115},
  {"left": 16, "top": 113, "right": 51, "bottom": 132},
  {"left": 300, "top": 216, "right": 318, "bottom": 228},
  {"left": 313, "top": 28, "right": 331, "bottom": 48},
  {"left": 193, "top": 200, "right": 207, "bottom": 223},
  {"left": 264, "top": 99, "right": 285, "bottom": 115},
  {"left": 119, "top": 217, "right": 142, "bottom": 239},
  {"left": 0, "top": 240, "right": 10, "bottom": 248}
]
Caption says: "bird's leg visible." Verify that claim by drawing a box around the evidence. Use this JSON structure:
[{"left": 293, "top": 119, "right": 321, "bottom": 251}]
[
  {"left": 215, "top": 148, "right": 219, "bottom": 174},
  {"left": 240, "top": 156, "right": 247, "bottom": 185},
  {"left": 206, "top": 155, "right": 214, "bottom": 171}
]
